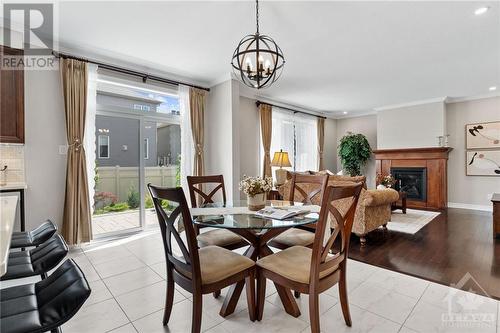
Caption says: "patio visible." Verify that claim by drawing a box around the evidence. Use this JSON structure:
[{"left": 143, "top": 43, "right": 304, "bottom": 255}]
[{"left": 92, "top": 209, "right": 159, "bottom": 235}]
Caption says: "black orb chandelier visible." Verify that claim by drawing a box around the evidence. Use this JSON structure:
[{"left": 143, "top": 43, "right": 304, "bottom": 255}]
[{"left": 231, "top": 0, "right": 285, "bottom": 89}]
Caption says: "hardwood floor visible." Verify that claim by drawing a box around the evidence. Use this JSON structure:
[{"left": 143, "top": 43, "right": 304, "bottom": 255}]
[{"left": 348, "top": 208, "right": 500, "bottom": 300}]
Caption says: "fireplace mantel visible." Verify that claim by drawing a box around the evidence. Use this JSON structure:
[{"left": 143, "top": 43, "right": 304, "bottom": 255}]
[
  {"left": 374, "top": 147, "right": 452, "bottom": 210},
  {"left": 373, "top": 147, "right": 453, "bottom": 160}
]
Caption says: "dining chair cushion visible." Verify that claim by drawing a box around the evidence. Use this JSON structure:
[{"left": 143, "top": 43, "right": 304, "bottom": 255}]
[
  {"left": 199, "top": 245, "right": 254, "bottom": 284},
  {"left": 271, "top": 228, "right": 315, "bottom": 247},
  {"left": 256, "top": 246, "right": 338, "bottom": 284},
  {"left": 197, "top": 229, "right": 244, "bottom": 248},
  {"left": 10, "top": 219, "right": 57, "bottom": 249}
]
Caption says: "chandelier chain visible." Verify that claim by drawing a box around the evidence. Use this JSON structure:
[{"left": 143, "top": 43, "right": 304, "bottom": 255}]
[{"left": 256, "top": 0, "right": 259, "bottom": 34}]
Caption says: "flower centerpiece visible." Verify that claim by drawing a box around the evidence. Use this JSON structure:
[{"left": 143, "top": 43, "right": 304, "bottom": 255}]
[
  {"left": 239, "top": 175, "right": 273, "bottom": 211},
  {"left": 376, "top": 174, "right": 396, "bottom": 189}
]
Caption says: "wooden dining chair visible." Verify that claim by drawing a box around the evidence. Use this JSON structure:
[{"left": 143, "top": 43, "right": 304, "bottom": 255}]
[
  {"left": 269, "top": 173, "right": 329, "bottom": 250},
  {"left": 147, "top": 184, "right": 256, "bottom": 333},
  {"left": 256, "top": 183, "right": 363, "bottom": 333},
  {"left": 187, "top": 175, "right": 248, "bottom": 251}
]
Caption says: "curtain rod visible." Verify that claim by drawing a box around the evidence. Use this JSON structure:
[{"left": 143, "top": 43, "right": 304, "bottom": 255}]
[
  {"left": 256, "top": 101, "right": 326, "bottom": 119},
  {"left": 52, "top": 51, "right": 210, "bottom": 92}
]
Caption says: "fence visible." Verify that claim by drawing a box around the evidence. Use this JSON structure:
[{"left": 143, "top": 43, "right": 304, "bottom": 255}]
[{"left": 95, "top": 166, "right": 177, "bottom": 202}]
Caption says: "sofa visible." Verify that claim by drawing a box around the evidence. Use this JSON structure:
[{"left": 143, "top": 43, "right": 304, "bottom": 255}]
[{"left": 278, "top": 171, "right": 399, "bottom": 247}]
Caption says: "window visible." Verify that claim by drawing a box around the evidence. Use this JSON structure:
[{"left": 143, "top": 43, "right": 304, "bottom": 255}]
[
  {"left": 98, "top": 135, "right": 110, "bottom": 158},
  {"left": 265, "top": 108, "right": 318, "bottom": 173},
  {"left": 144, "top": 138, "right": 149, "bottom": 159}
]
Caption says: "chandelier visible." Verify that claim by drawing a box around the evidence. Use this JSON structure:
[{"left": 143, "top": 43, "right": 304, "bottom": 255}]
[{"left": 231, "top": 0, "right": 285, "bottom": 89}]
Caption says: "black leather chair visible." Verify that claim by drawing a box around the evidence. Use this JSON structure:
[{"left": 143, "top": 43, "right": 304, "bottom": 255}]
[
  {"left": 1, "top": 234, "right": 68, "bottom": 281},
  {"left": 10, "top": 220, "right": 57, "bottom": 249},
  {"left": 0, "top": 259, "right": 91, "bottom": 333}
]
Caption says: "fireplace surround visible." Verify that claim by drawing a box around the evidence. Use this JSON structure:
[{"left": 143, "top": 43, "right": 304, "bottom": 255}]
[{"left": 374, "top": 147, "right": 452, "bottom": 210}]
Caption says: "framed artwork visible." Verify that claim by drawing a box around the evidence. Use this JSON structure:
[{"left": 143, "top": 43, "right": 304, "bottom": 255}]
[
  {"left": 466, "top": 150, "right": 500, "bottom": 176},
  {"left": 466, "top": 121, "right": 500, "bottom": 149}
]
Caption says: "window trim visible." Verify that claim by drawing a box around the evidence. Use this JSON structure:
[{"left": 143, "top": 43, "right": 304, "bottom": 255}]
[{"left": 98, "top": 135, "right": 110, "bottom": 159}]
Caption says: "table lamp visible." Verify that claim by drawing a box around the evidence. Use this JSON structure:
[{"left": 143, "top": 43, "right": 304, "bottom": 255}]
[{"left": 271, "top": 149, "right": 292, "bottom": 185}]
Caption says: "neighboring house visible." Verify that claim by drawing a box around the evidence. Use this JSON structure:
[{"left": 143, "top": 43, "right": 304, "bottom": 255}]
[{"left": 95, "top": 93, "right": 181, "bottom": 167}]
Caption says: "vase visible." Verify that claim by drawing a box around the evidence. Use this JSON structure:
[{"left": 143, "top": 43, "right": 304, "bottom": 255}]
[
  {"left": 247, "top": 192, "right": 266, "bottom": 211},
  {"left": 376, "top": 184, "right": 387, "bottom": 190}
]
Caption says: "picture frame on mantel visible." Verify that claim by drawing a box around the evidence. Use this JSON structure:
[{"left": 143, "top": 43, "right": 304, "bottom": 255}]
[
  {"left": 466, "top": 121, "right": 500, "bottom": 149},
  {"left": 466, "top": 150, "right": 500, "bottom": 176}
]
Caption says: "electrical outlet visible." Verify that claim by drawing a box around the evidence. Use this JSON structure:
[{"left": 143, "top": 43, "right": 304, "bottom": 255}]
[{"left": 59, "top": 145, "right": 67, "bottom": 155}]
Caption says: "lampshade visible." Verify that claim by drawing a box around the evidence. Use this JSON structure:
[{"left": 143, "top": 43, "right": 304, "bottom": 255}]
[{"left": 271, "top": 150, "right": 291, "bottom": 168}]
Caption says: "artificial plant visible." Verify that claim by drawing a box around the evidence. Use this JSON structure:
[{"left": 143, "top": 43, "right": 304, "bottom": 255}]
[{"left": 338, "top": 132, "right": 372, "bottom": 176}]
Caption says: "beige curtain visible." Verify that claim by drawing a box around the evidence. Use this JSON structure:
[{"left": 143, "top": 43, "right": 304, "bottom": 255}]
[
  {"left": 260, "top": 103, "right": 273, "bottom": 178},
  {"left": 317, "top": 117, "right": 325, "bottom": 170},
  {"left": 189, "top": 87, "right": 206, "bottom": 176},
  {"left": 60, "top": 58, "right": 92, "bottom": 245}
]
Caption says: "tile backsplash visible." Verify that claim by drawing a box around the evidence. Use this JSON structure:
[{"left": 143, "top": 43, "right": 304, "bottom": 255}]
[{"left": 0, "top": 144, "right": 25, "bottom": 184}]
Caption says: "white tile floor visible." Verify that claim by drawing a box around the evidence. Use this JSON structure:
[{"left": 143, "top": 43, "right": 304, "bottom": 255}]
[{"left": 2, "top": 230, "right": 498, "bottom": 333}]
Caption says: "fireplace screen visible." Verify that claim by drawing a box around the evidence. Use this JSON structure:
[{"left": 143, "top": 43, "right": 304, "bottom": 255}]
[{"left": 391, "top": 167, "right": 427, "bottom": 201}]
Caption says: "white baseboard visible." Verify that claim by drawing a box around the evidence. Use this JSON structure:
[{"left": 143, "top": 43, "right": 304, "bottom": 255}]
[{"left": 447, "top": 202, "right": 492, "bottom": 212}]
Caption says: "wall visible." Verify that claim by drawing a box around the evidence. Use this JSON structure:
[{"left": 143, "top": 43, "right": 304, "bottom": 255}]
[
  {"left": 377, "top": 101, "right": 446, "bottom": 149},
  {"left": 24, "top": 67, "right": 68, "bottom": 231},
  {"left": 323, "top": 118, "right": 337, "bottom": 172},
  {"left": 336, "top": 115, "right": 378, "bottom": 188},
  {"left": 446, "top": 97, "right": 500, "bottom": 209},
  {"left": 238, "top": 96, "right": 260, "bottom": 177},
  {"left": 205, "top": 79, "right": 238, "bottom": 200}
]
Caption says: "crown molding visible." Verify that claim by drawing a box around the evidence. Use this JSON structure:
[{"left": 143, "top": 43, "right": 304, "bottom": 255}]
[
  {"left": 374, "top": 97, "right": 448, "bottom": 112},
  {"left": 446, "top": 92, "right": 500, "bottom": 104}
]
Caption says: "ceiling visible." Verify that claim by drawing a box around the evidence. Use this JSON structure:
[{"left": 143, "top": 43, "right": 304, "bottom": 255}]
[{"left": 9, "top": 1, "right": 500, "bottom": 116}]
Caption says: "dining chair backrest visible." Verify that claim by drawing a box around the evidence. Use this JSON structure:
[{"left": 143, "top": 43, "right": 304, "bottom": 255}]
[
  {"left": 310, "top": 183, "right": 363, "bottom": 284},
  {"left": 289, "top": 173, "right": 329, "bottom": 205},
  {"left": 147, "top": 184, "right": 202, "bottom": 285},
  {"left": 187, "top": 175, "right": 227, "bottom": 208}
]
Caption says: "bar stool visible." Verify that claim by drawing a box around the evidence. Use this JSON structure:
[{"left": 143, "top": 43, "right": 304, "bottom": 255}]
[
  {"left": 0, "top": 259, "right": 91, "bottom": 333},
  {"left": 10, "top": 219, "right": 57, "bottom": 249},
  {"left": 1, "top": 234, "right": 68, "bottom": 281}
]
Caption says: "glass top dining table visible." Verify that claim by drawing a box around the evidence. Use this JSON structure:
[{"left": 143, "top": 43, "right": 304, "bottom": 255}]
[
  {"left": 190, "top": 200, "right": 319, "bottom": 319},
  {"left": 191, "top": 200, "right": 320, "bottom": 230}
]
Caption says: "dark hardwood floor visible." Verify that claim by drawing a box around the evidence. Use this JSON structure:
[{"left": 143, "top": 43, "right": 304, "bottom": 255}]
[{"left": 348, "top": 208, "right": 500, "bottom": 300}]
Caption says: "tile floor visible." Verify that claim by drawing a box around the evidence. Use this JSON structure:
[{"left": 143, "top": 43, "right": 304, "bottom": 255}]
[{"left": 2, "top": 229, "right": 498, "bottom": 333}]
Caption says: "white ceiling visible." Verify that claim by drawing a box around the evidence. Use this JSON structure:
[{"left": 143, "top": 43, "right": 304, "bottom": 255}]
[{"left": 13, "top": 1, "right": 500, "bottom": 115}]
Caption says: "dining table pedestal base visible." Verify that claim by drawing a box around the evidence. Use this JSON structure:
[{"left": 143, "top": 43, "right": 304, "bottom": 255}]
[{"left": 219, "top": 227, "right": 301, "bottom": 318}]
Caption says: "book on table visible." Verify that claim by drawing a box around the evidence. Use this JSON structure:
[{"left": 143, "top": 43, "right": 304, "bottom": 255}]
[{"left": 254, "top": 207, "right": 310, "bottom": 220}]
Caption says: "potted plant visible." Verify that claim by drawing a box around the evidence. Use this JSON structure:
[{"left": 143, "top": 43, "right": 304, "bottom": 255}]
[
  {"left": 338, "top": 132, "right": 372, "bottom": 176},
  {"left": 239, "top": 175, "right": 273, "bottom": 211}
]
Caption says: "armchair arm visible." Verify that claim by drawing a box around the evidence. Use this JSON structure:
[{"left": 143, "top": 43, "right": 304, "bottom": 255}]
[{"left": 363, "top": 189, "right": 399, "bottom": 206}]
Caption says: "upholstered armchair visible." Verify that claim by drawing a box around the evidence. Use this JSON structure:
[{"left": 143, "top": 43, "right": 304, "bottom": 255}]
[{"left": 278, "top": 171, "right": 399, "bottom": 247}]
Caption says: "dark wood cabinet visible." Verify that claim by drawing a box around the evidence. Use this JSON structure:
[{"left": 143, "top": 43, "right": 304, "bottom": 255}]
[
  {"left": 0, "top": 46, "right": 25, "bottom": 143},
  {"left": 493, "top": 193, "right": 500, "bottom": 238}
]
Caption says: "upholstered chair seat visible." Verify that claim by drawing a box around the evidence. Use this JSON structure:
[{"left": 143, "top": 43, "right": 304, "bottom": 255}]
[
  {"left": 1, "top": 234, "right": 68, "bottom": 281},
  {"left": 197, "top": 229, "right": 246, "bottom": 248},
  {"left": 10, "top": 220, "right": 57, "bottom": 249},
  {"left": 270, "top": 229, "right": 315, "bottom": 248},
  {"left": 197, "top": 246, "right": 254, "bottom": 284},
  {"left": 257, "top": 246, "right": 338, "bottom": 284}
]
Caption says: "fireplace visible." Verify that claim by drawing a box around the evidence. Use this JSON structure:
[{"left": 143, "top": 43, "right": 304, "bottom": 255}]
[{"left": 391, "top": 167, "right": 427, "bottom": 201}]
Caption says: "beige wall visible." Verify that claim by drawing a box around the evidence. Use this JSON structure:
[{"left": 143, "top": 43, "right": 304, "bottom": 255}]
[
  {"left": 24, "top": 66, "right": 68, "bottom": 231},
  {"left": 238, "top": 96, "right": 260, "bottom": 179},
  {"left": 323, "top": 118, "right": 337, "bottom": 172},
  {"left": 446, "top": 97, "right": 500, "bottom": 209},
  {"left": 377, "top": 101, "right": 446, "bottom": 149},
  {"left": 336, "top": 115, "right": 378, "bottom": 188}
]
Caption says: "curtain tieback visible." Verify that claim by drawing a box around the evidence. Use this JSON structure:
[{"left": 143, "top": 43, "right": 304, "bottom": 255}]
[
  {"left": 196, "top": 144, "right": 203, "bottom": 156},
  {"left": 69, "top": 138, "right": 83, "bottom": 151}
]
